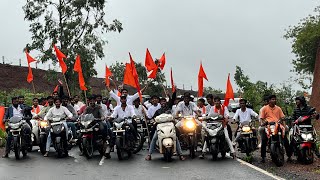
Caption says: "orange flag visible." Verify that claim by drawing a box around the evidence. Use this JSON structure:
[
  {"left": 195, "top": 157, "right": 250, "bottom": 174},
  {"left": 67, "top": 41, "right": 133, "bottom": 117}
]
[
  {"left": 53, "top": 85, "right": 59, "bottom": 92},
  {"left": 105, "top": 65, "right": 113, "bottom": 87},
  {"left": 25, "top": 51, "right": 37, "bottom": 83},
  {"left": 0, "top": 106, "right": 5, "bottom": 131},
  {"left": 73, "top": 55, "right": 87, "bottom": 91},
  {"left": 159, "top": 53, "right": 166, "bottom": 70},
  {"left": 123, "top": 63, "right": 137, "bottom": 88},
  {"left": 198, "top": 62, "right": 208, "bottom": 97},
  {"left": 171, "top": 68, "right": 176, "bottom": 93},
  {"left": 53, "top": 44, "right": 67, "bottom": 74},
  {"left": 223, "top": 73, "right": 234, "bottom": 106},
  {"left": 145, "top": 48, "right": 158, "bottom": 79},
  {"left": 129, "top": 53, "right": 142, "bottom": 100}
]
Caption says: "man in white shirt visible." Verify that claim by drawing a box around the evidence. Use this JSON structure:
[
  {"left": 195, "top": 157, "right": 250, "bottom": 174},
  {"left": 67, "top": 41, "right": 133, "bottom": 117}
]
[
  {"left": 95, "top": 94, "right": 110, "bottom": 118},
  {"left": 43, "top": 97, "right": 73, "bottom": 157},
  {"left": 201, "top": 96, "right": 235, "bottom": 159},
  {"left": 205, "top": 94, "right": 214, "bottom": 115},
  {"left": 108, "top": 86, "right": 148, "bottom": 106},
  {"left": 74, "top": 95, "right": 85, "bottom": 109},
  {"left": 146, "top": 95, "right": 161, "bottom": 119},
  {"left": 111, "top": 95, "right": 137, "bottom": 139},
  {"left": 232, "top": 99, "right": 258, "bottom": 144},
  {"left": 133, "top": 98, "right": 147, "bottom": 120}
]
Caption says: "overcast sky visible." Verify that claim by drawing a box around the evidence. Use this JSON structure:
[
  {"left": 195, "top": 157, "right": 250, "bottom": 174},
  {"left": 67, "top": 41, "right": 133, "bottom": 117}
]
[{"left": 0, "top": 0, "right": 319, "bottom": 92}]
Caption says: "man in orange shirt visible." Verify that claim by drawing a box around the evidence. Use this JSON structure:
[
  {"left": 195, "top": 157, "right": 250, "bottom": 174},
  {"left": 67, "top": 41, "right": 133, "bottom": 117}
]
[{"left": 259, "top": 95, "right": 291, "bottom": 163}]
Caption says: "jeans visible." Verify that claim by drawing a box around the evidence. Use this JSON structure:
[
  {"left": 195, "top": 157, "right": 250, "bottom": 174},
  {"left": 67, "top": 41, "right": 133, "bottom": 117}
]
[
  {"left": 5, "top": 123, "right": 31, "bottom": 154},
  {"left": 46, "top": 122, "right": 68, "bottom": 152},
  {"left": 148, "top": 132, "right": 183, "bottom": 155},
  {"left": 67, "top": 122, "right": 76, "bottom": 138},
  {"left": 202, "top": 127, "right": 235, "bottom": 153}
]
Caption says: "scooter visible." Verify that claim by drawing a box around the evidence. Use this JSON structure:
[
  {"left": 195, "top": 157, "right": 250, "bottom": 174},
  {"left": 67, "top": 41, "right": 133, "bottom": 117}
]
[{"left": 155, "top": 114, "right": 177, "bottom": 162}]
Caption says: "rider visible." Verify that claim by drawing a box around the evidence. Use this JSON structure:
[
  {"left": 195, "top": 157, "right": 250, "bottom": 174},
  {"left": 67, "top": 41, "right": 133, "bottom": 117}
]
[
  {"left": 61, "top": 95, "right": 78, "bottom": 142},
  {"left": 110, "top": 95, "right": 138, "bottom": 139},
  {"left": 31, "top": 97, "right": 43, "bottom": 117},
  {"left": 232, "top": 99, "right": 258, "bottom": 145},
  {"left": 84, "top": 96, "right": 113, "bottom": 158},
  {"left": 197, "top": 98, "right": 206, "bottom": 115},
  {"left": 200, "top": 96, "right": 235, "bottom": 159},
  {"left": 43, "top": 97, "right": 73, "bottom": 157},
  {"left": 108, "top": 85, "right": 148, "bottom": 106},
  {"left": 2, "top": 97, "right": 32, "bottom": 158},
  {"left": 259, "top": 94, "right": 292, "bottom": 163},
  {"left": 34, "top": 96, "right": 54, "bottom": 118},
  {"left": 147, "top": 95, "right": 161, "bottom": 119}
]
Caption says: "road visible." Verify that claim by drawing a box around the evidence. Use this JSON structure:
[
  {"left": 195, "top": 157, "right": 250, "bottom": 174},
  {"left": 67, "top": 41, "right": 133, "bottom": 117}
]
[{"left": 0, "top": 147, "right": 277, "bottom": 180}]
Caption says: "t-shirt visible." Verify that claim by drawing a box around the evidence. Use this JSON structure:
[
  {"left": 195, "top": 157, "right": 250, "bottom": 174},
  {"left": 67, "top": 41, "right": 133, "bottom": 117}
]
[
  {"left": 260, "top": 105, "right": 285, "bottom": 123},
  {"left": 176, "top": 101, "right": 198, "bottom": 116},
  {"left": 233, "top": 108, "right": 258, "bottom": 123}
]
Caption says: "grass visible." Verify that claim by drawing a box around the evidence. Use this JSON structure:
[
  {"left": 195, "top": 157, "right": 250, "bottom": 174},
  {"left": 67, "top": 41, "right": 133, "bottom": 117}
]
[{"left": 0, "top": 129, "right": 7, "bottom": 147}]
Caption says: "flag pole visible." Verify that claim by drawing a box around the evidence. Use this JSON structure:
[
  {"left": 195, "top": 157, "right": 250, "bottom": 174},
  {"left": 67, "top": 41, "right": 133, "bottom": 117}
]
[
  {"left": 31, "top": 81, "right": 36, "bottom": 94},
  {"left": 83, "top": 90, "right": 88, "bottom": 106},
  {"left": 63, "top": 74, "right": 71, "bottom": 97}
]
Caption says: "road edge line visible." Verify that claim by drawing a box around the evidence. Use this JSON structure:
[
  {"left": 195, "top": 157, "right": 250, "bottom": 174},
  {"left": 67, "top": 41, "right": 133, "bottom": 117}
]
[{"left": 236, "top": 158, "right": 285, "bottom": 180}]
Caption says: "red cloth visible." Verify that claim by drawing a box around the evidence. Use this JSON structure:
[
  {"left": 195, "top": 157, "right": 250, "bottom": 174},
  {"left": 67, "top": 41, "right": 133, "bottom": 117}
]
[
  {"left": 159, "top": 53, "right": 166, "bottom": 70},
  {"left": 53, "top": 44, "right": 67, "bottom": 74},
  {"left": 105, "top": 65, "right": 112, "bottom": 87},
  {"left": 25, "top": 50, "right": 37, "bottom": 83},
  {"left": 73, "top": 55, "right": 87, "bottom": 91},
  {"left": 198, "top": 62, "right": 208, "bottom": 97},
  {"left": 224, "top": 74, "right": 234, "bottom": 106}
]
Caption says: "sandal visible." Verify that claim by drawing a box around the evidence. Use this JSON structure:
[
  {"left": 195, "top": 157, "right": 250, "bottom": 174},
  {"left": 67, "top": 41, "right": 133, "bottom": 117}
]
[
  {"left": 43, "top": 152, "right": 49, "bottom": 157},
  {"left": 145, "top": 154, "right": 151, "bottom": 161},
  {"left": 179, "top": 155, "right": 185, "bottom": 161}
]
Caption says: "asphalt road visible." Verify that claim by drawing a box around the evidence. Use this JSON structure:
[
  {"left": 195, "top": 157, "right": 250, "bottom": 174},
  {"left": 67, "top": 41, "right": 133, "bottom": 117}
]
[{"left": 0, "top": 146, "right": 276, "bottom": 180}]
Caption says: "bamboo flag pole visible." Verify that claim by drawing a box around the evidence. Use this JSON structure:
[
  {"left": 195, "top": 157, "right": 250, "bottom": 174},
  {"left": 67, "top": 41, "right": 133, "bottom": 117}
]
[
  {"left": 63, "top": 74, "right": 71, "bottom": 97},
  {"left": 31, "top": 81, "right": 36, "bottom": 94},
  {"left": 84, "top": 90, "right": 88, "bottom": 106}
]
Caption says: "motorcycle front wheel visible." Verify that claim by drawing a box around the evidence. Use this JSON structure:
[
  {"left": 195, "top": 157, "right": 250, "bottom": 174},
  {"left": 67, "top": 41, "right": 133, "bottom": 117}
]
[
  {"left": 82, "top": 138, "right": 94, "bottom": 159},
  {"left": 301, "top": 147, "right": 314, "bottom": 164},
  {"left": 116, "top": 138, "right": 124, "bottom": 160},
  {"left": 163, "top": 148, "right": 173, "bottom": 162},
  {"left": 132, "top": 133, "right": 143, "bottom": 154},
  {"left": 13, "top": 136, "right": 21, "bottom": 160}
]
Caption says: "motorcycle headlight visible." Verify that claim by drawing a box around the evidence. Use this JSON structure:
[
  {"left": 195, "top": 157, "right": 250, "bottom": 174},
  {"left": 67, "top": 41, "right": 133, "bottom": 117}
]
[
  {"left": 270, "top": 125, "right": 275, "bottom": 133},
  {"left": 186, "top": 120, "right": 196, "bottom": 130},
  {"left": 242, "top": 126, "right": 251, "bottom": 132},
  {"left": 301, "top": 133, "right": 307, "bottom": 140},
  {"left": 40, "top": 121, "right": 48, "bottom": 128},
  {"left": 307, "top": 133, "right": 313, "bottom": 140},
  {"left": 61, "top": 126, "right": 65, "bottom": 131},
  {"left": 115, "top": 122, "right": 122, "bottom": 129}
]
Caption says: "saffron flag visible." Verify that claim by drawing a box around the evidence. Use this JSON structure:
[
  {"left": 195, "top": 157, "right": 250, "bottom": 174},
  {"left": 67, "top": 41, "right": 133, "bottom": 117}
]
[
  {"left": 73, "top": 55, "right": 87, "bottom": 91},
  {"left": 145, "top": 48, "right": 158, "bottom": 79},
  {"left": 159, "top": 53, "right": 166, "bottom": 70},
  {"left": 223, "top": 73, "right": 234, "bottom": 106},
  {"left": 129, "top": 53, "right": 142, "bottom": 100},
  {"left": 53, "top": 44, "right": 67, "bottom": 74},
  {"left": 105, "top": 65, "right": 112, "bottom": 87},
  {"left": 25, "top": 51, "right": 37, "bottom": 83},
  {"left": 170, "top": 68, "right": 176, "bottom": 93},
  {"left": 123, "top": 63, "right": 137, "bottom": 88},
  {"left": 0, "top": 106, "right": 5, "bottom": 131},
  {"left": 198, "top": 62, "right": 208, "bottom": 97}
]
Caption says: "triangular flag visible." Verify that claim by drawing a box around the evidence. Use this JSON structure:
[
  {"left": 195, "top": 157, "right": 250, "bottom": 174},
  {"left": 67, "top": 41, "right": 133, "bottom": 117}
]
[
  {"left": 0, "top": 106, "right": 5, "bottom": 131},
  {"left": 129, "top": 53, "right": 142, "bottom": 101},
  {"left": 123, "top": 63, "right": 137, "bottom": 88},
  {"left": 170, "top": 68, "right": 176, "bottom": 93},
  {"left": 53, "top": 44, "right": 68, "bottom": 74},
  {"left": 148, "top": 67, "right": 158, "bottom": 79},
  {"left": 105, "top": 65, "right": 113, "bottom": 87},
  {"left": 198, "top": 62, "right": 208, "bottom": 97},
  {"left": 145, "top": 48, "right": 157, "bottom": 71},
  {"left": 159, "top": 53, "right": 166, "bottom": 70},
  {"left": 25, "top": 50, "right": 37, "bottom": 83},
  {"left": 224, "top": 73, "right": 234, "bottom": 106},
  {"left": 73, "top": 55, "right": 87, "bottom": 91},
  {"left": 53, "top": 85, "right": 59, "bottom": 92}
]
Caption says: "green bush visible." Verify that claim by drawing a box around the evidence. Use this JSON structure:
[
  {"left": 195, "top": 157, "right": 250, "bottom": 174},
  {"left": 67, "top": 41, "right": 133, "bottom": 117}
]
[
  {"left": 0, "top": 128, "right": 7, "bottom": 147},
  {"left": 0, "top": 88, "right": 49, "bottom": 106}
]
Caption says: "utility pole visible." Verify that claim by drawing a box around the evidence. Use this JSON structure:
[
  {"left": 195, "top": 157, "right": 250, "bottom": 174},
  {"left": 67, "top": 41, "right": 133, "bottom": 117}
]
[
  {"left": 2, "top": 56, "right": 4, "bottom": 64},
  {"left": 19, "top": 59, "right": 21, "bottom": 66}
]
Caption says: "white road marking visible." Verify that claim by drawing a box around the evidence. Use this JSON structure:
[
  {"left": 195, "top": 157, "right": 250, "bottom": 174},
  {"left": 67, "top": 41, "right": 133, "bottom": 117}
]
[
  {"left": 99, "top": 156, "right": 105, "bottom": 166},
  {"left": 162, "top": 167, "right": 170, "bottom": 169},
  {"left": 235, "top": 158, "right": 285, "bottom": 180}
]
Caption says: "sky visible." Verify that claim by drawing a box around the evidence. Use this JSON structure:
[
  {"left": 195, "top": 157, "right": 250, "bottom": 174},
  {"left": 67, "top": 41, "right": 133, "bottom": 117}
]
[{"left": 0, "top": 0, "right": 319, "bottom": 92}]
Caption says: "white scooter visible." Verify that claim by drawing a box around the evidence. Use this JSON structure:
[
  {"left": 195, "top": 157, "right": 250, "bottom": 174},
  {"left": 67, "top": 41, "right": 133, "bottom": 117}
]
[
  {"left": 155, "top": 114, "right": 177, "bottom": 162},
  {"left": 30, "top": 119, "right": 40, "bottom": 150}
]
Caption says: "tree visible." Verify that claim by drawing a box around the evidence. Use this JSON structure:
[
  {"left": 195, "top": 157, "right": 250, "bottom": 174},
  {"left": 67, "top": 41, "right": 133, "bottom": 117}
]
[
  {"left": 23, "top": 0, "right": 123, "bottom": 94},
  {"left": 203, "top": 86, "right": 222, "bottom": 95},
  {"left": 284, "top": 6, "right": 320, "bottom": 75}
]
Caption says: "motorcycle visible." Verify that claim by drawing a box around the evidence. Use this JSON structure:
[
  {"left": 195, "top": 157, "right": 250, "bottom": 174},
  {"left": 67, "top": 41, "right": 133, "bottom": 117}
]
[
  {"left": 180, "top": 116, "right": 199, "bottom": 158},
  {"left": 8, "top": 116, "right": 30, "bottom": 160},
  {"left": 204, "top": 115, "right": 230, "bottom": 160},
  {"left": 266, "top": 120, "right": 285, "bottom": 167},
  {"left": 48, "top": 118, "right": 72, "bottom": 157},
  {"left": 236, "top": 121, "right": 258, "bottom": 156},
  {"left": 113, "top": 117, "right": 137, "bottom": 160},
  {"left": 133, "top": 117, "right": 147, "bottom": 153},
  {"left": 79, "top": 114, "right": 111, "bottom": 159},
  {"left": 155, "top": 114, "right": 177, "bottom": 162},
  {"left": 290, "top": 108, "right": 318, "bottom": 164}
]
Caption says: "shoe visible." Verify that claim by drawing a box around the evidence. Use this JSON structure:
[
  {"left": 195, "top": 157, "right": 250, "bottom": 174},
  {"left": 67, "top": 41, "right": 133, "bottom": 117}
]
[
  {"left": 105, "top": 153, "right": 111, "bottom": 159},
  {"left": 2, "top": 153, "right": 8, "bottom": 158},
  {"left": 145, "top": 154, "right": 151, "bottom": 161},
  {"left": 260, "top": 157, "right": 265, "bottom": 163},
  {"left": 43, "top": 152, "right": 49, "bottom": 157},
  {"left": 179, "top": 155, "right": 185, "bottom": 161},
  {"left": 199, "top": 153, "right": 205, "bottom": 159}
]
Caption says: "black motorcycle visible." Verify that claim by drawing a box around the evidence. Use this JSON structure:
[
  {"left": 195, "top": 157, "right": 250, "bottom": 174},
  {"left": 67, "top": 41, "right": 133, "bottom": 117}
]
[
  {"left": 38, "top": 119, "right": 50, "bottom": 155},
  {"left": 266, "top": 121, "right": 285, "bottom": 167},
  {"left": 113, "top": 117, "right": 137, "bottom": 160},
  {"left": 48, "top": 118, "right": 70, "bottom": 157},
  {"left": 8, "top": 116, "right": 30, "bottom": 160},
  {"left": 79, "top": 114, "right": 111, "bottom": 159},
  {"left": 236, "top": 121, "right": 258, "bottom": 156}
]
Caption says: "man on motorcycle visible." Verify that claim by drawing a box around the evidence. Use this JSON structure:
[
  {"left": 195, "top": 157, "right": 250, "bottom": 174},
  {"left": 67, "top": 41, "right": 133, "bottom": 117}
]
[
  {"left": 2, "top": 97, "right": 32, "bottom": 158},
  {"left": 43, "top": 97, "right": 73, "bottom": 157},
  {"left": 110, "top": 95, "right": 138, "bottom": 139},
  {"left": 205, "top": 94, "right": 214, "bottom": 114},
  {"left": 232, "top": 99, "right": 258, "bottom": 144},
  {"left": 259, "top": 95, "right": 292, "bottom": 163},
  {"left": 31, "top": 98, "right": 43, "bottom": 117},
  {"left": 34, "top": 96, "right": 54, "bottom": 118},
  {"left": 62, "top": 96, "right": 78, "bottom": 143},
  {"left": 290, "top": 96, "right": 320, "bottom": 157},
  {"left": 197, "top": 98, "right": 206, "bottom": 115},
  {"left": 84, "top": 96, "right": 113, "bottom": 158},
  {"left": 147, "top": 95, "right": 161, "bottom": 119},
  {"left": 200, "top": 96, "right": 235, "bottom": 159}
]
